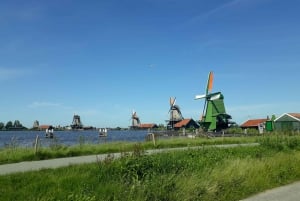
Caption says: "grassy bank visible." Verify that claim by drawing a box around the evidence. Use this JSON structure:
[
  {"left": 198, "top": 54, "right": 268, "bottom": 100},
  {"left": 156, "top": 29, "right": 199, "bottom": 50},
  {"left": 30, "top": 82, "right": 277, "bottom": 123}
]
[
  {"left": 1, "top": 135, "right": 300, "bottom": 201},
  {"left": 0, "top": 136, "right": 256, "bottom": 164}
]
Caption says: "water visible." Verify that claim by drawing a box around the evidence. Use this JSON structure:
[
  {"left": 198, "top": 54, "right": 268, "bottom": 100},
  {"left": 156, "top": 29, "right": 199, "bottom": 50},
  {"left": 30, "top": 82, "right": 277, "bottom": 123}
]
[{"left": 0, "top": 130, "right": 149, "bottom": 148}]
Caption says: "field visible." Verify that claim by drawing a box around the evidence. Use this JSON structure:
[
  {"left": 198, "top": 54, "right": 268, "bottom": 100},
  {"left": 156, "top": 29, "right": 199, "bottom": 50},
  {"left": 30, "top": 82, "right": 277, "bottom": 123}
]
[{"left": 1, "top": 134, "right": 300, "bottom": 201}]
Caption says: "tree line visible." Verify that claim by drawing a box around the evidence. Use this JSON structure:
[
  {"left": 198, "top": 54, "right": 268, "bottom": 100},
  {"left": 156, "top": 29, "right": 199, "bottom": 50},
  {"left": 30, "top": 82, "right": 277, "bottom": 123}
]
[{"left": 0, "top": 120, "right": 27, "bottom": 130}]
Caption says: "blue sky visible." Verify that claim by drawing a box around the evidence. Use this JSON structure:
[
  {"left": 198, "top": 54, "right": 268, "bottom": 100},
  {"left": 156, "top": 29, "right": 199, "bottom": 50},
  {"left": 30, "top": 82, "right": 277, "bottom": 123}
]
[{"left": 1, "top": 0, "right": 300, "bottom": 128}]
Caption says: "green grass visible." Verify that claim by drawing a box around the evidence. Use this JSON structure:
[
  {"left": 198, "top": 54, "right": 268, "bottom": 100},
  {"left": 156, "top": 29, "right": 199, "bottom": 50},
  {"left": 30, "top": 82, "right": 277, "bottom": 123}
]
[
  {"left": 1, "top": 135, "right": 300, "bottom": 200},
  {"left": 0, "top": 136, "right": 256, "bottom": 164}
]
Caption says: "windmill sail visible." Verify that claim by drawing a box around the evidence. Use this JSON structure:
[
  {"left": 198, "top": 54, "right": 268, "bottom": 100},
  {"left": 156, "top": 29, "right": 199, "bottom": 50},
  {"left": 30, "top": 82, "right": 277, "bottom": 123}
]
[{"left": 207, "top": 71, "right": 214, "bottom": 94}]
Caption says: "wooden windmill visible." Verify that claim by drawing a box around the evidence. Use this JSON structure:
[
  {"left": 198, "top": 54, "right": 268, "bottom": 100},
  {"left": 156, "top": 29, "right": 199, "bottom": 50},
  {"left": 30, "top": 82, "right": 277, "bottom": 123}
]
[
  {"left": 131, "top": 110, "right": 141, "bottom": 129},
  {"left": 167, "top": 97, "right": 184, "bottom": 129},
  {"left": 71, "top": 114, "right": 83, "bottom": 130},
  {"left": 195, "top": 71, "right": 232, "bottom": 131}
]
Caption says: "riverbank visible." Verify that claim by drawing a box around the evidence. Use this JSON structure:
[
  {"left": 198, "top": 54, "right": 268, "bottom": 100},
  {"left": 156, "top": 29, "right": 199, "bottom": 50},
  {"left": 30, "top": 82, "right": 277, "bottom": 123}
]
[
  {"left": 1, "top": 135, "right": 300, "bottom": 201},
  {"left": 0, "top": 136, "right": 256, "bottom": 165},
  {"left": 0, "top": 143, "right": 259, "bottom": 175}
]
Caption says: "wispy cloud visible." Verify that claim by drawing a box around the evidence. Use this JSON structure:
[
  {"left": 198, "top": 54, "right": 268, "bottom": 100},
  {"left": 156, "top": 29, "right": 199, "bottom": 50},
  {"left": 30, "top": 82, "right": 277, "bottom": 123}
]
[
  {"left": 188, "top": 0, "right": 269, "bottom": 24},
  {"left": 0, "top": 68, "right": 31, "bottom": 81},
  {"left": 28, "top": 101, "right": 63, "bottom": 109}
]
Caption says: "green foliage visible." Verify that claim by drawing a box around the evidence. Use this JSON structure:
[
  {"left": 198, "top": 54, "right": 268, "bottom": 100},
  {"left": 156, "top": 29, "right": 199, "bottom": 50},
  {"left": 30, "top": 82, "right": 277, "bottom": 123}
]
[
  {"left": 2, "top": 143, "right": 300, "bottom": 201},
  {"left": 5, "top": 121, "right": 13, "bottom": 129},
  {"left": 0, "top": 122, "right": 4, "bottom": 130},
  {"left": 226, "top": 127, "right": 243, "bottom": 134},
  {"left": 0, "top": 136, "right": 256, "bottom": 165},
  {"left": 258, "top": 134, "right": 300, "bottom": 151}
]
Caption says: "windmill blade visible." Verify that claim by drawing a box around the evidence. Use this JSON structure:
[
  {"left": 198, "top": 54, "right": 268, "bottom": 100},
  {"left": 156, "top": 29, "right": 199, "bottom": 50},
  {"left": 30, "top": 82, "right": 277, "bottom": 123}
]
[
  {"left": 195, "top": 94, "right": 206, "bottom": 100},
  {"left": 132, "top": 110, "right": 137, "bottom": 118},
  {"left": 206, "top": 71, "right": 214, "bottom": 94},
  {"left": 169, "top": 97, "right": 176, "bottom": 106},
  {"left": 169, "top": 97, "right": 176, "bottom": 113},
  {"left": 210, "top": 93, "right": 221, "bottom": 101}
]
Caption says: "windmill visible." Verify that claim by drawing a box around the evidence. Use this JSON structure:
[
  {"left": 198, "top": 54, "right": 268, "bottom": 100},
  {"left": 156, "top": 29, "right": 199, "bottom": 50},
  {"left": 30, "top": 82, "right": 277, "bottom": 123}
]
[
  {"left": 131, "top": 110, "right": 141, "bottom": 129},
  {"left": 167, "top": 97, "right": 184, "bottom": 129},
  {"left": 195, "top": 71, "right": 232, "bottom": 131},
  {"left": 71, "top": 114, "right": 83, "bottom": 130}
]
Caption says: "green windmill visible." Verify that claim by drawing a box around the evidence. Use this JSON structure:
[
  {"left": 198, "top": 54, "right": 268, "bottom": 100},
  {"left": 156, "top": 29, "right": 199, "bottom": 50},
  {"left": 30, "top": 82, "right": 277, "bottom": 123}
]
[{"left": 195, "top": 72, "right": 232, "bottom": 132}]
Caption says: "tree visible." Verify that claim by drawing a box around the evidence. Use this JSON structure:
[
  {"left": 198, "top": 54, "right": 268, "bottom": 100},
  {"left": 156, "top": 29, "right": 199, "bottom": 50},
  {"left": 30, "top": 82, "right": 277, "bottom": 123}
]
[
  {"left": 13, "top": 120, "right": 22, "bottom": 128},
  {"left": 0, "top": 122, "right": 4, "bottom": 130},
  {"left": 5, "top": 121, "right": 13, "bottom": 129}
]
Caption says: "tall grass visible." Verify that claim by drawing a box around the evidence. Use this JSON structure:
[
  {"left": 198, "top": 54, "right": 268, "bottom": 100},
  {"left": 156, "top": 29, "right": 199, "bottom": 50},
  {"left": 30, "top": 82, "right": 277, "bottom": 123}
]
[
  {"left": 2, "top": 136, "right": 300, "bottom": 201},
  {"left": 0, "top": 136, "right": 256, "bottom": 164}
]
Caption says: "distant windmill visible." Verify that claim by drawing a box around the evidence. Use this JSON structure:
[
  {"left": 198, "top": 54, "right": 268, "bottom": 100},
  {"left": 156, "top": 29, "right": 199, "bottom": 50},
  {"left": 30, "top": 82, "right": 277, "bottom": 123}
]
[
  {"left": 195, "top": 71, "right": 232, "bottom": 131},
  {"left": 131, "top": 110, "right": 141, "bottom": 129},
  {"left": 71, "top": 114, "right": 83, "bottom": 130},
  {"left": 168, "top": 97, "right": 184, "bottom": 129}
]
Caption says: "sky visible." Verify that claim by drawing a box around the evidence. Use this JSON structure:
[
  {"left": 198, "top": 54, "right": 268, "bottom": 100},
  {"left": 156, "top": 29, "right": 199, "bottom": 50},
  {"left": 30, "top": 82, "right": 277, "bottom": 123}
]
[{"left": 1, "top": 0, "right": 300, "bottom": 128}]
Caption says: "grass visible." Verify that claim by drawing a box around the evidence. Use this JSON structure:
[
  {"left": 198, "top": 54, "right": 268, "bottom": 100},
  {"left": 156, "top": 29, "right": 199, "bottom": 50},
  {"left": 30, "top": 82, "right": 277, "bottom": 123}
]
[
  {"left": 1, "top": 134, "right": 300, "bottom": 200},
  {"left": 0, "top": 136, "right": 256, "bottom": 164}
]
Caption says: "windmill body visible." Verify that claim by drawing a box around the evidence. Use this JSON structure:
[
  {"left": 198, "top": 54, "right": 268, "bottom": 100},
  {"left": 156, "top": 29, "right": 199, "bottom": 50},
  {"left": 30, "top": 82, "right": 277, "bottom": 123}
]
[
  {"left": 167, "top": 97, "right": 184, "bottom": 129},
  {"left": 195, "top": 72, "right": 232, "bottom": 131},
  {"left": 131, "top": 110, "right": 141, "bottom": 129}
]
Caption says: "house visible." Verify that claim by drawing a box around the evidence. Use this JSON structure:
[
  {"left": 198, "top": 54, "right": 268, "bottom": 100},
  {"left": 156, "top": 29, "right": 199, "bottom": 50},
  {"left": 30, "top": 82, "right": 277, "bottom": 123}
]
[
  {"left": 174, "top": 119, "right": 199, "bottom": 130},
  {"left": 240, "top": 119, "right": 268, "bottom": 130},
  {"left": 274, "top": 113, "right": 300, "bottom": 131},
  {"left": 39, "top": 125, "right": 52, "bottom": 130},
  {"left": 240, "top": 118, "right": 268, "bottom": 134},
  {"left": 139, "top": 123, "right": 158, "bottom": 129}
]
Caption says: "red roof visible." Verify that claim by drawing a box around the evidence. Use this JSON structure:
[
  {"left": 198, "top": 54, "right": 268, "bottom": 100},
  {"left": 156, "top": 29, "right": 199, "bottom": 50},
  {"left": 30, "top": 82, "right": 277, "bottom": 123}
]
[
  {"left": 174, "top": 119, "right": 191, "bottom": 128},
  {"left": 288, "top": 113, "right": 300, "bottom": 120},
  {"left": 240, "top": 119, "right": 267, "bottom": 128},
  {"left": 139, "top": 123, "right": 157, "bottom": 129},
  {"left": 39, "top": 125, "right": 51, "bottom": 129}
]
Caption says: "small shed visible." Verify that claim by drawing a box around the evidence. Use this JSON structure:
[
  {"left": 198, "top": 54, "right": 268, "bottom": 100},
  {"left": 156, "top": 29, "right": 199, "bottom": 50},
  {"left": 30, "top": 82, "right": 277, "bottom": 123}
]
[
  {"left": 240, "top": 119, "right": 268, "bottom": 130},
  {"left": 240, "top": 118, "right": 268, "bottom": 134},
  {"left": 174, "top": 119, "right": 199, "bottom": 130},
  {"left": 274, "top": 113, "right": 300, "bottom": 131}
]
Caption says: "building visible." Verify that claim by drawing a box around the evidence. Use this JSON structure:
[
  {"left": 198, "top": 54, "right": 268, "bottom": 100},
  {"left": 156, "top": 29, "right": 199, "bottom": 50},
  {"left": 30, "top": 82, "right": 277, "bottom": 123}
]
[
  {"left": 240, "top": 118, "right": 268, "bottom": 134},
  {"left": 138, "top": 123, "right": 158, "bottom": 129},
  {"left": 274, "top": 113, "right": 300, "bottom": 131},
  {"left": 174, "top": 119, "right": 200, "bottom": 130},
  {"left": 39, "top": 125, "right": 52, "bottom": 130},
  {"left": 240, "top": 119, "right": 268, "bottom": 130}
]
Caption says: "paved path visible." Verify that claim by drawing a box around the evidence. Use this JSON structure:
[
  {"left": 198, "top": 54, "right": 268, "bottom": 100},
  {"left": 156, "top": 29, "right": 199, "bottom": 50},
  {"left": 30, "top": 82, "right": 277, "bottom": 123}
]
[
  {"left": 0, "top": 143, "right": 258, "bottom": 175},
  {"left": 4, "top": 142, "right": 300, "bottom": 200},
  {"left": 240, "top": 181, "right": 300, "bottom": 201}
]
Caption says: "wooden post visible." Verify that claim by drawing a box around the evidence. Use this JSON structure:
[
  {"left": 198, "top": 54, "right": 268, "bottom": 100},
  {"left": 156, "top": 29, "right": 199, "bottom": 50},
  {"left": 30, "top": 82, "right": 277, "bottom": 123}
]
[
  {"left": 34, "top": 135, "right": 39, "bottom": 155},
  {"left": 151, "top": 133, "right": 156, "bottom": 146}
]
